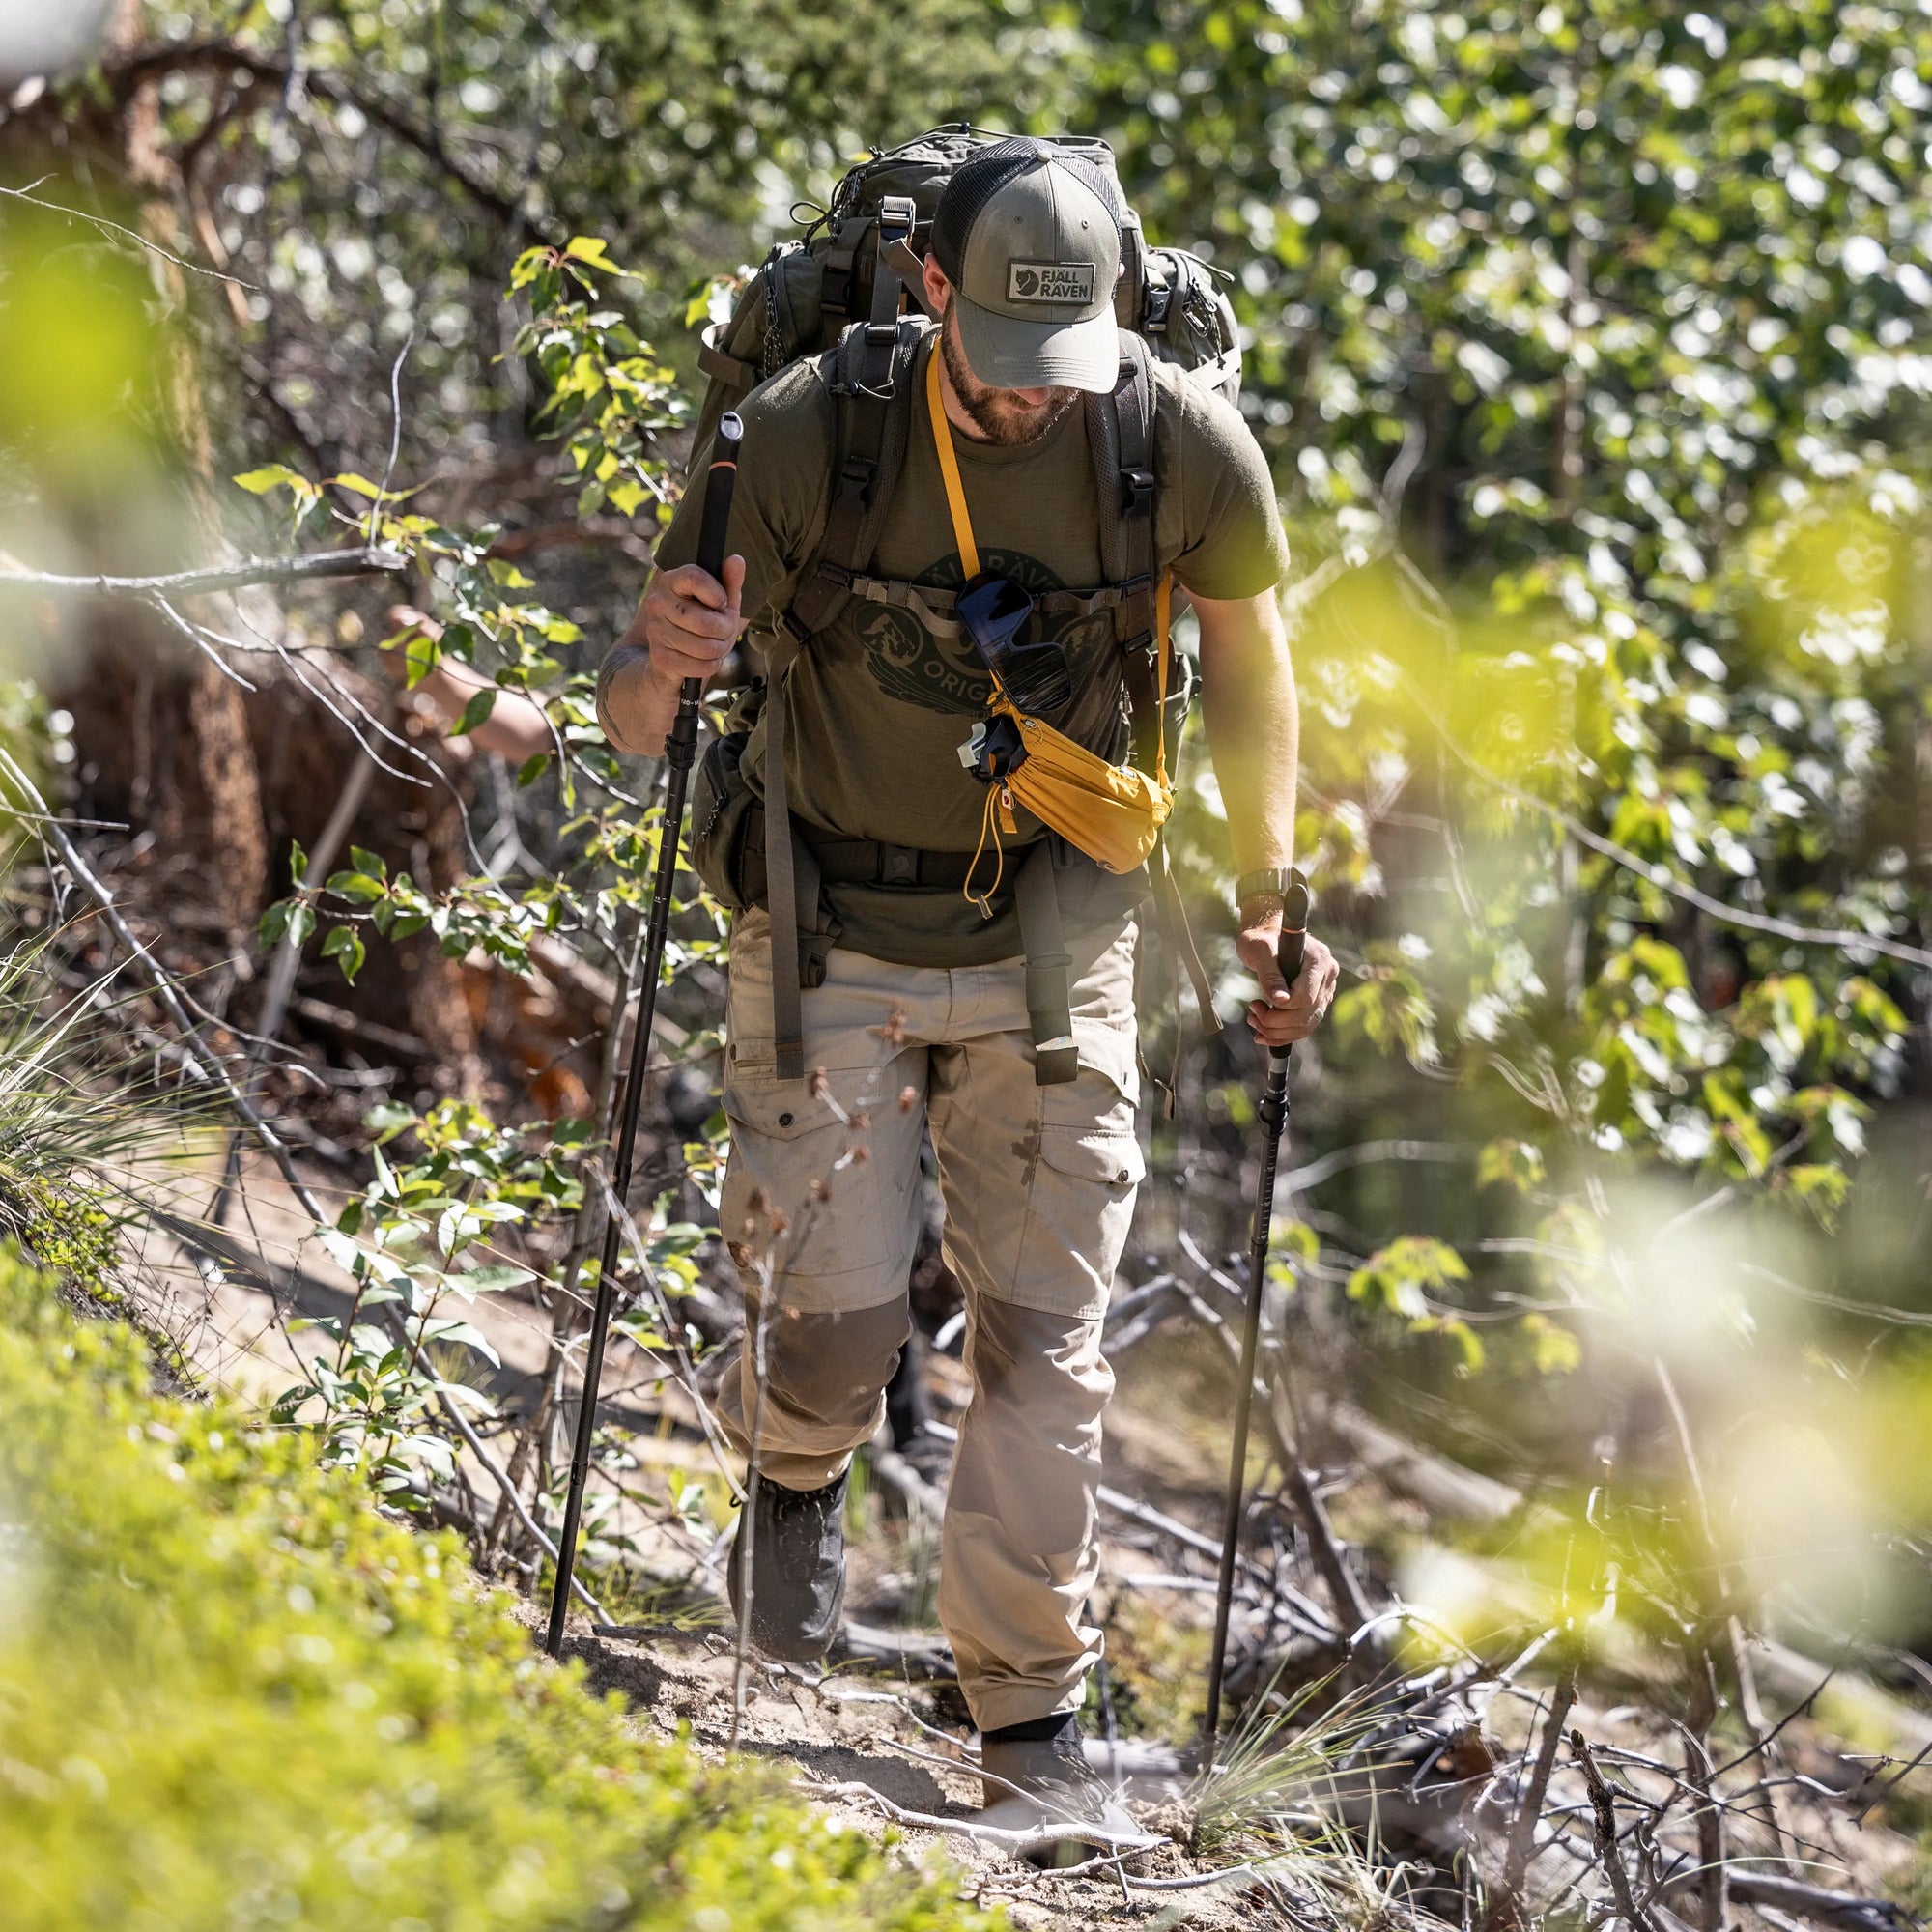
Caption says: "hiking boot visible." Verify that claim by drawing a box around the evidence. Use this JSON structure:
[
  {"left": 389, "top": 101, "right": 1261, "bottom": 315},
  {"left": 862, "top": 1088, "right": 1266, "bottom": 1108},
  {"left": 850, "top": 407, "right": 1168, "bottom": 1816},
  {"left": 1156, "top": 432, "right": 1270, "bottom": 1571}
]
[
  {"left": 725, "top": 1469, "right": 847, "bottom": 1663},
  {"left": 979, "top": 1715, "right": 1148, "bottom": 1867}
]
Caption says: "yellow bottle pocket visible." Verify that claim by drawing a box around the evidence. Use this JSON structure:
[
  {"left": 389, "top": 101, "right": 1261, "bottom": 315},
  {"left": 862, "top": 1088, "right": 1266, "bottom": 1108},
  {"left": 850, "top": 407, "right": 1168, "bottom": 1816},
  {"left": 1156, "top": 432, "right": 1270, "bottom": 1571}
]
[{"left": 995, "top": 698, "right": 1173, "bottom": 875}]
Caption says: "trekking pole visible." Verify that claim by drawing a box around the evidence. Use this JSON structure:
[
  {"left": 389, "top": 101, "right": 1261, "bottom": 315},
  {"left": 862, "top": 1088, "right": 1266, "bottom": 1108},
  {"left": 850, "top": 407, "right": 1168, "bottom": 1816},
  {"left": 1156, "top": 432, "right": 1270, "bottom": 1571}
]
[
  {"left": 1202, "top": 871, "right": 1311, "bottom": 1760},
  {"left": 545, "top": 412, "right": 743, "bottom": 1659}
]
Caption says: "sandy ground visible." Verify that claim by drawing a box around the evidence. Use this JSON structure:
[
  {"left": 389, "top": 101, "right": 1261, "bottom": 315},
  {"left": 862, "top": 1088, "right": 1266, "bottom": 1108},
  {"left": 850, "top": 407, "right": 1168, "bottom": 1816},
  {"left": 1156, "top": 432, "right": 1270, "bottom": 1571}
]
[{"left": 548, "top": 1608, "right": 1268, "bottom": 1931}]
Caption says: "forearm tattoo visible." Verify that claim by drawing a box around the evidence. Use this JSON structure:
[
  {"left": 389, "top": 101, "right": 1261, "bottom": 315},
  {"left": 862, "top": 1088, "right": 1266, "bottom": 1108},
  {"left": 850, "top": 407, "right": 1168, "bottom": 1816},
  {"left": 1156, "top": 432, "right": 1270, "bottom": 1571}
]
[{"left": 595, "top": 642, "right": 649, "bottom": 748}]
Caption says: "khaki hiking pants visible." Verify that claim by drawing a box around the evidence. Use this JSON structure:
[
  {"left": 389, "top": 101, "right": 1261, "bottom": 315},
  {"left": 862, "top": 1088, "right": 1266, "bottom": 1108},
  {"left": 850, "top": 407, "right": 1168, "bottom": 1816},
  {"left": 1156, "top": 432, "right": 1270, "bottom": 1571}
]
[{"left": 713, "top": 906, "right": 1144, "bottom": 1732}]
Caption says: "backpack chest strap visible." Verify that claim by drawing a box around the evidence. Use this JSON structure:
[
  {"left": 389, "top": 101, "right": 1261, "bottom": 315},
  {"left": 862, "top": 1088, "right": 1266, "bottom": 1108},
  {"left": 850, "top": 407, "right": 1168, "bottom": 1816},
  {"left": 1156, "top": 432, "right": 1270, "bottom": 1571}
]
[{"left": 824, "top": 568, "right": 1154, "bottom": 641}]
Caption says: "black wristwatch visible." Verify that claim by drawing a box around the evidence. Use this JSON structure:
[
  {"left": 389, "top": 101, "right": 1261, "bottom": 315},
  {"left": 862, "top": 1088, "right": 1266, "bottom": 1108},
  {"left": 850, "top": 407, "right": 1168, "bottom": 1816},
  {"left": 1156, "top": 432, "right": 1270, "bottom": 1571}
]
[{"left": 1235, "top": 866, "right": 1301, "bottom": 922}]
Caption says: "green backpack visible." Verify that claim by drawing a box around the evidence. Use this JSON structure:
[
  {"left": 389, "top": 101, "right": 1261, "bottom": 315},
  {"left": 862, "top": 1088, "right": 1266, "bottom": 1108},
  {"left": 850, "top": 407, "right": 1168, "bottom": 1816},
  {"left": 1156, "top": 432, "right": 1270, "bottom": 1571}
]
[{"left": 688, "top": 124, "right": 1241, "bottom": 459}]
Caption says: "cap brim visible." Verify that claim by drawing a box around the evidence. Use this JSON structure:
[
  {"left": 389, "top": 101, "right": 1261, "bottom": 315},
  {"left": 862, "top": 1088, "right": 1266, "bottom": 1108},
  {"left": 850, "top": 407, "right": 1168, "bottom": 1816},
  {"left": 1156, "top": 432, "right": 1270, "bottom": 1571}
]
[{"left": 952, "top": 291, "right": 1121, "bottom": 394}]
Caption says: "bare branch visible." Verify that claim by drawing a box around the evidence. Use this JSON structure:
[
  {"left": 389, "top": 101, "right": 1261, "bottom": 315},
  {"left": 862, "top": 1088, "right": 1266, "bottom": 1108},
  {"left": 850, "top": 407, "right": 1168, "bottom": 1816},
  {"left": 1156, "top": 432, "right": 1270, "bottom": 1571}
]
[
  {"left": 1574, "top": 1730, "right": 1662, "bottom": 1932},
  {"left": 1499, "top": 1662, "right": 1577, "bottom": 1917},
  {"left": 0, "top": 178, "right": 259, "bottom": 290},
  {"left": 1279, "top": 1137, "right": 1465, "bottom": 1193},
  {"left": 1718, "top": 1874, "right": 1918, "bottom": 1932},
  {"left": 20, "top": 39, "right": 540, "bottom": 236},
  {"left": 0, "top": 547, "right": 406, "bottom": 599}
]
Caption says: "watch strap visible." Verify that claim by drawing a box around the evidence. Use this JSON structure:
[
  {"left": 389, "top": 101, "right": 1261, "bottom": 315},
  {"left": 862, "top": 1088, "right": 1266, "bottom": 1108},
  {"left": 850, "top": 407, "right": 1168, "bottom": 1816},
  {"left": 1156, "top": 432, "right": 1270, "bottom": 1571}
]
[{"left": 1235, "top": 866, "right": 1294, "bottom": 907}]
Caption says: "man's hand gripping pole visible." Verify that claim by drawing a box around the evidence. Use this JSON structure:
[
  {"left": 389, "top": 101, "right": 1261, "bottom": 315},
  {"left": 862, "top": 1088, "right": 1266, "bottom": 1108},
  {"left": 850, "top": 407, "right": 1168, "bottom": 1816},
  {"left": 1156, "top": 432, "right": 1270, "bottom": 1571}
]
[{"left": 545, "top": 414, "right": 743, "bottom": 1658}]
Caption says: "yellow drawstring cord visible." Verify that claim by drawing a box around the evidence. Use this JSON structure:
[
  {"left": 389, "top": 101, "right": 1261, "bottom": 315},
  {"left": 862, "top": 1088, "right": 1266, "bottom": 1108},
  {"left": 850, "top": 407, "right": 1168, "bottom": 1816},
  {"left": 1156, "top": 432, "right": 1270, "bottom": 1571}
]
[{"left": 964, "top": 781, "right": 1018, "bottom": 918}]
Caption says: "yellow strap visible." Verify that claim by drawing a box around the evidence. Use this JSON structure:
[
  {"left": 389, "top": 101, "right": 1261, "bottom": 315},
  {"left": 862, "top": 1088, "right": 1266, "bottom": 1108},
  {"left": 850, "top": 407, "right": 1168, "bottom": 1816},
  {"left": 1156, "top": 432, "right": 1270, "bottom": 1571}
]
[
  {"left": 1155, "top": 572, "right": 1171, "bottom": 790},
  {"left": 965, "top": 781, "right": 1007, "bottom": 916},
  {"left": 926, "top": 344, "right": 981, "bottom": 578},
  {"left": 931, "top": 337, "right": 1175, "bottom": 799}
]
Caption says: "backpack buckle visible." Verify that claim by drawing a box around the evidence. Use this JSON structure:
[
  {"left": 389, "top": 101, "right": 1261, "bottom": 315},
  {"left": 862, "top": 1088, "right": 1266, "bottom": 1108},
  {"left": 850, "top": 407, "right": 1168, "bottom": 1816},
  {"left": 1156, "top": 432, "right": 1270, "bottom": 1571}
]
[
  {"left": 1143, "top": 284, "right": 1174, "bottom": 335},
  {"left": 878, "top": 194, "right": 917, "bottom": 243},
  {"left": 957, "top": 715, "right": 1029, "bottom": 782},
  {"left": 833, "top": 456, "right": 876, "bottom": 514},
  {"left": 1120, "top": 467, "right": 1155, "bottom": 519}
]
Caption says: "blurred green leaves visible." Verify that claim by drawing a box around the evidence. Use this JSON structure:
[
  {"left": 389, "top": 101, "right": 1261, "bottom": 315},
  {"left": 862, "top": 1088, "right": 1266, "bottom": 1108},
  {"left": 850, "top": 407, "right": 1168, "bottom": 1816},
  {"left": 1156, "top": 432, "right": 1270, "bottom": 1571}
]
[{"left": 0, "top": 211, "right": 160, "bottom": 463}]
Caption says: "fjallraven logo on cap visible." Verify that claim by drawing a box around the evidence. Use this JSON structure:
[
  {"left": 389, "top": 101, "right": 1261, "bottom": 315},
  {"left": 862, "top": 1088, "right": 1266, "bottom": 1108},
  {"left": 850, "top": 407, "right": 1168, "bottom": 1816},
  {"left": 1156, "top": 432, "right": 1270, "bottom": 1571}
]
[{"left": 1007, "top": 260, "right": 1097, "bottom": 305}]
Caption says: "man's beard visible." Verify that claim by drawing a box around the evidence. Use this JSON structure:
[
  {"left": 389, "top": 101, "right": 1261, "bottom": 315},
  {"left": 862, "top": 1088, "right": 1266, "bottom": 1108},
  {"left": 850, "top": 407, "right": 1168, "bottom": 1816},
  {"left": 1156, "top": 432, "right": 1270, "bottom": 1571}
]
[{"left": 939, "top": 308, "right": 1079, "bottom": 447}]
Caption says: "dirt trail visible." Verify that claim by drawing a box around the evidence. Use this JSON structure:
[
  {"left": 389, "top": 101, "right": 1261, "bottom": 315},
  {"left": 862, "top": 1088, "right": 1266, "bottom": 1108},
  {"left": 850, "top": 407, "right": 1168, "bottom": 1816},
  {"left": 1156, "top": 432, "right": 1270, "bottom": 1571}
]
[{"left": 549, "top": 1609, "right": 1259, "bottom": 1931}]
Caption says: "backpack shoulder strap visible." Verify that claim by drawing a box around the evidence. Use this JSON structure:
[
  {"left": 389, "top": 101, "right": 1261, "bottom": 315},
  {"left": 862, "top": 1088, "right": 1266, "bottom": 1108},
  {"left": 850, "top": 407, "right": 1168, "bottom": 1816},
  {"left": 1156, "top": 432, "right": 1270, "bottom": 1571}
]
[
  {"left": 762, "top": 314, "right": 927, "bottom": 1082},
  {"left": 1088, "top": 336, "right": 1221, "bottom": 1057},
  {"left": 1086, "top": 331, "right": 1162, "bottom": 761},
  {"left": 784, "top": 315, "right": 928, "bottom": 641},
  {"left": 1086, "top": 328, "right": 1157, "bottom": 621}
]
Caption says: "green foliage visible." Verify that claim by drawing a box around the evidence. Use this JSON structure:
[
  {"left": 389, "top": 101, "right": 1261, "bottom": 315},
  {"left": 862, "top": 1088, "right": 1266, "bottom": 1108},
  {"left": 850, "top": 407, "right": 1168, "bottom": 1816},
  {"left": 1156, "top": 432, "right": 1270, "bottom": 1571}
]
[
  {"left": 0, "top": 1248, "right": 1001, "bottom": 1931},
  {"left": 286, "top": 1098, "right": 580, "bottom": 1491},
  {"left": 0, "top": 208, "right": 166, "bottom": 481},
  {"left": 230, "top": 251, "right": 735, "bottom": 1511},
  {"left": 1347, "top": 1236, "right": 1487, "bottom": 1371},
  {"left": 124, "top": 0, "right": 1049, "bottom": 486},
  {"left": 510, "top": 241, "right": 686, "bottom": 520},
  {"left": 248, "top": 247, "right": 720, "bottom": 1005},
  {"left": 46, "top": 0, "right": 1924, "bottom": 1667},
  {"left": 1476, "top": 1138, "right": 1546, "bottom": 1194},
  {"left": 1081, "top": 0, "right": 1932, "bottom": 1406}
]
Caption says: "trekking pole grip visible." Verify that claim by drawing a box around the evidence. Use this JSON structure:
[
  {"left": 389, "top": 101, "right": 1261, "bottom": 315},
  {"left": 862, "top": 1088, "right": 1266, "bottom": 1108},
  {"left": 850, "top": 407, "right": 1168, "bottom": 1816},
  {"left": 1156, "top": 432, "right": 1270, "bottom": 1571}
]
[
  {"left": 665, "top": 411, "right": 741, "bottom": 773},
  {"left": 1270, "top": 875, "right": 1312, "bottom": 1065},
  {"left": 695, "top": 412, "right": 743, "bottom": 583}
]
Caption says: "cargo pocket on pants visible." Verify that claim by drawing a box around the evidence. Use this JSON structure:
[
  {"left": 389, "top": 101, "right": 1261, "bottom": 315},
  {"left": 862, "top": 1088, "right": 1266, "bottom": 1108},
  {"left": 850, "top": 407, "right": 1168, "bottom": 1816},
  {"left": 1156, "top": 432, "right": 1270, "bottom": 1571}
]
[
  {"left": 720, "top": 1075, "right": 911, "bottom": 1311},
  {"left": 1013, "top": 1117, "right": 1145, "bottom": 1323}
]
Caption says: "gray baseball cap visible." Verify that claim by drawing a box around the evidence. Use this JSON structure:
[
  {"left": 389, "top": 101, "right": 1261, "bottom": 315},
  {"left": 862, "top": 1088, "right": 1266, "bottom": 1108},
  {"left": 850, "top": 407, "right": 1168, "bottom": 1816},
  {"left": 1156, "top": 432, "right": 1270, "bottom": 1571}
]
[{"left": 930, "top": 139, "right": 1123, "bottom": 394}]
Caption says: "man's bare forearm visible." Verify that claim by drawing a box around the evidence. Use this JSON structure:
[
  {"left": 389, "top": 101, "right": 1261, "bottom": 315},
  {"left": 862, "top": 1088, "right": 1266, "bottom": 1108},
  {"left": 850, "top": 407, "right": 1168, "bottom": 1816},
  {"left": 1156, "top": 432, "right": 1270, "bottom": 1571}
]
[
  {"left": 1195, "top": 589, "right": 1300, "bottom": 878},
  {"left": 595, "top": 639, "right": 681, "bottom": 757}
]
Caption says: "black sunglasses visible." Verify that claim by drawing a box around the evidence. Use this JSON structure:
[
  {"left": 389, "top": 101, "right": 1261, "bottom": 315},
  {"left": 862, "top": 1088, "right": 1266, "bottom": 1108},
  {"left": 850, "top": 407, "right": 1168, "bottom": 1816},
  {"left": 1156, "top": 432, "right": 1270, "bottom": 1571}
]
[{"left": 955, "top": 572, "right": 1073, "bottom": 723}]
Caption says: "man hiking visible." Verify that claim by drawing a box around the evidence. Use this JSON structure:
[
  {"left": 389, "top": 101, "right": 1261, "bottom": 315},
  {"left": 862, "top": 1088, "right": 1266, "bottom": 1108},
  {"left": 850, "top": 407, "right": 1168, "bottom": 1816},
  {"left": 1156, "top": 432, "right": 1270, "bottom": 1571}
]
[{"left": 597, "top": 137, "right": 1338, "bottom": 1834}]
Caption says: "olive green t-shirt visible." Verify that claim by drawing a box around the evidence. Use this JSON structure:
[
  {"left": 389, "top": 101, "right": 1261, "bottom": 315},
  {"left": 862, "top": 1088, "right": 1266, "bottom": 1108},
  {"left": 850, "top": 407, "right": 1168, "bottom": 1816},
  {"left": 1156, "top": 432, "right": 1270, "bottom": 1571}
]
[{"left": 650, "top": 332, "right": 1288, "bottom": 964}]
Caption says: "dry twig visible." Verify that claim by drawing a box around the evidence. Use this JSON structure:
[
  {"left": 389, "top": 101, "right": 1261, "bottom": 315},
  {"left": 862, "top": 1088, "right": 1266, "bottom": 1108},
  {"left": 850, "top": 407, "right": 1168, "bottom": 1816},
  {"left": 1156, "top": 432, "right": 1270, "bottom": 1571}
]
[{"left": 1573, "top": 1729, "right": 1661, "bottom": 1932}]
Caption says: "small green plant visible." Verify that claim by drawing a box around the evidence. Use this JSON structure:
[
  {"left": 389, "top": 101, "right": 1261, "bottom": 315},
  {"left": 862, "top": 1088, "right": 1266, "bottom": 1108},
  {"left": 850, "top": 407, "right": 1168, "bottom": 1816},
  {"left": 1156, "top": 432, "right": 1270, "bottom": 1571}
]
[
  {"left": 0, "top": 937, "right": 193, "bottom": 1288},
  {"left": 0, "top": 1242, "right": 1003, "bottom": 1931},
  {"left": 1189, "top": 1671, "right": 1402, "bottom": 1920},
  {"left": 236, "top": 244, "right": 730, "bottom": 1548},
  {"left": 280, "top": 1096, "right": 586, "bottom": 1491}
]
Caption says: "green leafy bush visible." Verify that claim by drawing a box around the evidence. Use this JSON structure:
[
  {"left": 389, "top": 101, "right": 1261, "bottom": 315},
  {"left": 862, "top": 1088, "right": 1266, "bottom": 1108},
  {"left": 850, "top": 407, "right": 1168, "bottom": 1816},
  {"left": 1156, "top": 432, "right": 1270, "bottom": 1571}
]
[{"left": 0, "top": 1250, "right": 997, "bottom": 1931}]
